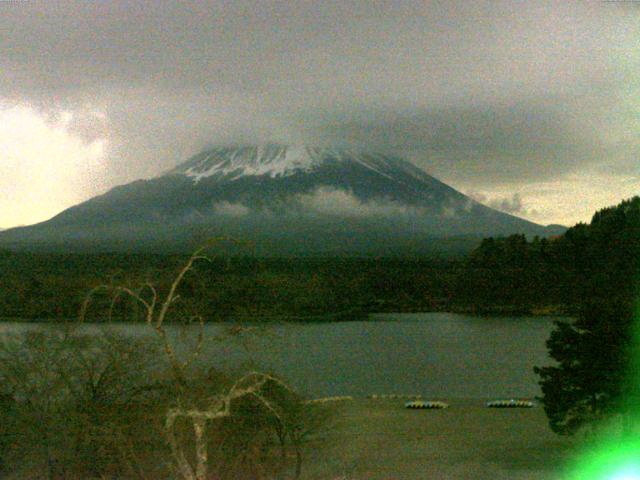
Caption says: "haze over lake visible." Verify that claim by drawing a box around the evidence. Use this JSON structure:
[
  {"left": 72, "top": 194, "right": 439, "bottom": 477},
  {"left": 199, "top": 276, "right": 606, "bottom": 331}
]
[{"left": 0, "top": 313, "right": 561, "bottom": 399}]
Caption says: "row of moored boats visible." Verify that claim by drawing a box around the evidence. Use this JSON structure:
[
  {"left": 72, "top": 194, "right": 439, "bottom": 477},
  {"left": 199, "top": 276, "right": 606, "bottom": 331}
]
[
  {"left": 405, "top": 399, "right": 536, "bottom": 409},
  {"left": 305, "top": 396, "right": 535, "bottom": 409}
]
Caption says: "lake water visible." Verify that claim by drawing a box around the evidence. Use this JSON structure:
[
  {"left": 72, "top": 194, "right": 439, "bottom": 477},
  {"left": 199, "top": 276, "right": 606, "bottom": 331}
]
[{"left": 0, "top": 313, "right": 563, "bottom": 399}]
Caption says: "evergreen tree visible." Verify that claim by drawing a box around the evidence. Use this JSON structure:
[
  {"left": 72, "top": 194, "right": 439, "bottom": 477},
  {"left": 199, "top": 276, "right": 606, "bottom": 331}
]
[
  {"left": 535, "top": 196, "right": 640, "bottom": 435},
  {"left": 534, "top": 301, "right": 634, "bottom": 435}
]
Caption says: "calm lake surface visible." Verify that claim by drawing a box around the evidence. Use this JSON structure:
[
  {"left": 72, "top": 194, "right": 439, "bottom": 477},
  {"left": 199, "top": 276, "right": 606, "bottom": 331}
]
[{"left": 0, "top": 313, "right": 564, "bottom": 398}]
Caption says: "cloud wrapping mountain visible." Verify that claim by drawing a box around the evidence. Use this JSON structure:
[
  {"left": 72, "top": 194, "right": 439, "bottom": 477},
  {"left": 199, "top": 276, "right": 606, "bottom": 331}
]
[
  {"left": 0, "top": 145, "right": 564, "bottom": 255},
  {"left": 0, "top": 2, "right": 637, "bottom": 229}
]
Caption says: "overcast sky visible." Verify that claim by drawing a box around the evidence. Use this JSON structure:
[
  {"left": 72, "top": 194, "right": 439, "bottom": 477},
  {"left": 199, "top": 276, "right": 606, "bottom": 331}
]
[{"left": 0, "top": 0, "right": 638, "bottom": 228}]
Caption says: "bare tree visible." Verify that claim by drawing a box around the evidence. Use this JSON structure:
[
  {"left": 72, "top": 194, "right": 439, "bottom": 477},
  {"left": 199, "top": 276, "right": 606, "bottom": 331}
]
[
  {"left": 80, "top": 240, "right": 302, "bottom": 480},
  {"left": 0, "top": 328, "right": 168, "bottom": 479},
  {"left": 165, "top": 371, "right": 293, "bottom": 480}
]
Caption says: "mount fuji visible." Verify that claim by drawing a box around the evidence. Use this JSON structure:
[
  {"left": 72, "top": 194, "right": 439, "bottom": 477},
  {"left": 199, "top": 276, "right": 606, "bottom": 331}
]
[{"left": 0, "top": 145, "right": 564, "bottom": 255}]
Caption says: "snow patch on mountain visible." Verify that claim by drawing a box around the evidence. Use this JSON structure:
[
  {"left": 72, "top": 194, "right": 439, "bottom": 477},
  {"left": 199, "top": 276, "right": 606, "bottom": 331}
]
[
  {"left": 169, "top": 145, "right": 320, "bottom": 182},
  {"left": 168, "top": 145, "right": 427, "bottom": 184}
]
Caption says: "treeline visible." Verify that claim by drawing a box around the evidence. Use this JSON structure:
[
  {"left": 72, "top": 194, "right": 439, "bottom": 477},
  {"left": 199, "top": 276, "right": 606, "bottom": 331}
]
[
  {"left": 0, "top": 251, "right": 180, "bottom": 319},
  {"left": 0, "top": 252, "right": 461, "bottom": 321},
  {"left": 531, "top": 197, "right": 640, "bottom": 437},
  {"left": 459, "top": 196, "right": 640, "bottom": 313},
  {"left": 1, "top": 196, "right": 638, "bottom": 320}
]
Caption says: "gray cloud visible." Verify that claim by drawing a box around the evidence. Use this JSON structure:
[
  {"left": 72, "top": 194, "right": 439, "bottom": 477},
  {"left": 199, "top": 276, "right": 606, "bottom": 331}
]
[
  {"left": 468, "top": 191, "right": 541, "bottom": 219},
  {"left": 297, "top": 95, "right": 622, "bottom": 185},
  {"left": 211, "top": 201, "right": 250, "bottom": 217},
  {"left": 296, "top": 187, "right": 421, "bottom": 218},
  {"left": 0, "top": 0, "right": 638, "bottom": 226},
  {"left": 490, "top": 193, "right": 525, "bottom": 216}
]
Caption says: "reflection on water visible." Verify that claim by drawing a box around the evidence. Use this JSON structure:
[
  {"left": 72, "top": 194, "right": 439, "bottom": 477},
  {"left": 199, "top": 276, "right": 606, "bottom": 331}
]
[{"left": 0, "top": 313, "right": 563, "bottom": 398}]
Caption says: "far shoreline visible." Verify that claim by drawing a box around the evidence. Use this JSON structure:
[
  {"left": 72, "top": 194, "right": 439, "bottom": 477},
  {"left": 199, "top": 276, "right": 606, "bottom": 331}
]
[{"left": 0, "top": 305, "right": 572, "bottom": 324}]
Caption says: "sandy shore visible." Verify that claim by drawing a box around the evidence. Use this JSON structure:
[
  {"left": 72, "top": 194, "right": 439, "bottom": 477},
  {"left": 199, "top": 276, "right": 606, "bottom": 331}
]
[{"left": 302, "top": 398, "right": 576, "bottom": 480}]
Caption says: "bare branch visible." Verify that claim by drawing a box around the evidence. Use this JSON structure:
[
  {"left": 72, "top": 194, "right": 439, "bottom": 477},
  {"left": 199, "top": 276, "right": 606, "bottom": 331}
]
[
  {"left": 155, "top": 252, "right": 202, "bottom": 329},
  {"left": 81, "top": 284, "right": 154, "bottom": 323},
  {"left": 79, "top": 284, "right": 111, "bottom": 322},
  {"left": 114, "top": 286, "right": 151, "bottom": 311},
  {"left": 181, "top": 315, "right": 205, "bottom": 371},
  {"left": 136, "top": 282, "right": 158, "bottom": 324},
  {"left": 108, "top": 288, "right": 125, "bottom": 322},
  {"left": 193, "top": 417, "right": 208, "bottom": 480},
  {"left": 165, "top": 412, "right": 197, "bottom": 480},
  {"left": 250, "top": 391, "right": 283, "bottom": 423},
  {"left": 164, "top": 371, "right": 293, "bottom": 480}
]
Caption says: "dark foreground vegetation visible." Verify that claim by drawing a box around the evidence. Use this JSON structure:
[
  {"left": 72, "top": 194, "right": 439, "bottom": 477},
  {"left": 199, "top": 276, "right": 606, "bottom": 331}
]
[
  {"left": 0, "top": 248, "right": 333, "bottom": 479},
  {"left": 0, "top": 328, "right": 332, "bottom": 479},
  {"left": 534, "top": 196, "right": 640, "bottom": 438},
  {"left": 1, "top": 197, "right": 638, "bottom": 321}
]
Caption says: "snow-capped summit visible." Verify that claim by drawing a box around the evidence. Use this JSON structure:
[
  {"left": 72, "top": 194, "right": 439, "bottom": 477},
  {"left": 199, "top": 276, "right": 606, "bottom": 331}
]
[
  {"left": 0, "top": 144, "right": 565, "bottom": 255},
  {"left": 168, "top": 144, "right": 428, "bottom": 184},
  {"left": 169, "top": 145, "right": 324, "bottom": 181}
]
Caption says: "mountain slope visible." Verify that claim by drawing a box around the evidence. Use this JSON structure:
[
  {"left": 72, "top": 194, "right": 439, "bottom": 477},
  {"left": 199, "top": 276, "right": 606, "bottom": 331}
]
[{"left": 0, "top": 145, "right": 564, "bottom": 255}]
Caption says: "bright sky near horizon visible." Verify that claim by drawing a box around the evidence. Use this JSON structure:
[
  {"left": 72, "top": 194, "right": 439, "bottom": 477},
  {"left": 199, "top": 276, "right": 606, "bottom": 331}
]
[{"left": 0, "top": 1, "right": 638, "bottom": 229}]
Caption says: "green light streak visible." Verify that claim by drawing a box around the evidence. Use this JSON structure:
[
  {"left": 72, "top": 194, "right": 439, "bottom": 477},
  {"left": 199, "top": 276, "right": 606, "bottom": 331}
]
[
  {"left": 565, "top": 434, "right": 640, "bottom": 480},
  {"left": 564, "top": 300, "right": 640, "bottom": 479}
]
